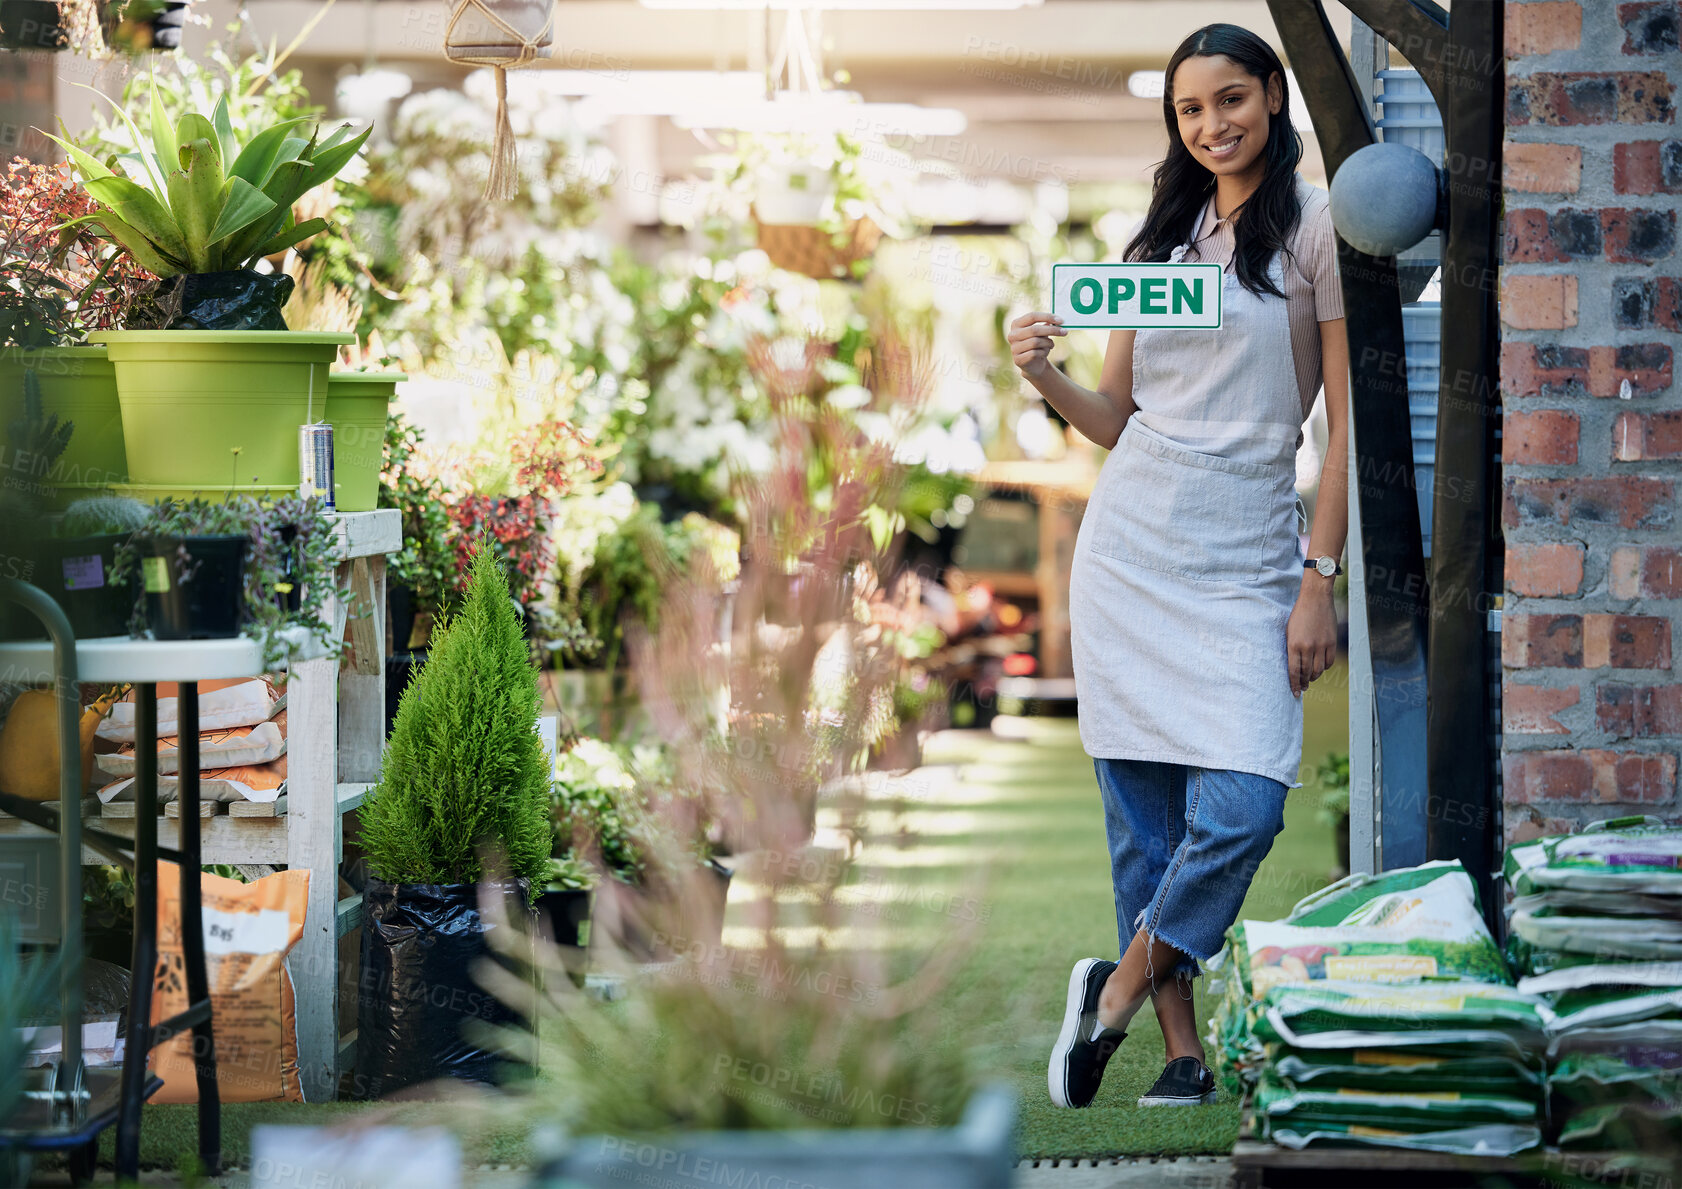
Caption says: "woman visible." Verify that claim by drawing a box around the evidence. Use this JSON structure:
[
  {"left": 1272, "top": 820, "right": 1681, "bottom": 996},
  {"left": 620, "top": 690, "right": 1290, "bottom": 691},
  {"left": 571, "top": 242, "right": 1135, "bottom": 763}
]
[{"left": 1008, "top": 23, "right": 1350, "bottom": 1110}]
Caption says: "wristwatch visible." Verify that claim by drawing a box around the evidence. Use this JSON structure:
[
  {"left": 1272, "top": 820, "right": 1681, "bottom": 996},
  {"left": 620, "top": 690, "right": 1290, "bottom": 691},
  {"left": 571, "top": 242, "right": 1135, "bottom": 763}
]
[{"left": 1304, "top": 555, "right": 1342, "bottom": 577}]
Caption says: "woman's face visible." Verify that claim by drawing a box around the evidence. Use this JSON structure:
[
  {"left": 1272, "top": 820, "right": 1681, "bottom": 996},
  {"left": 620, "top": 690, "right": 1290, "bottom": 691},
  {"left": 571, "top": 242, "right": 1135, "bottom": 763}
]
[{"left": 1169, "top": 53, "right": 1281, "bottom": 182}]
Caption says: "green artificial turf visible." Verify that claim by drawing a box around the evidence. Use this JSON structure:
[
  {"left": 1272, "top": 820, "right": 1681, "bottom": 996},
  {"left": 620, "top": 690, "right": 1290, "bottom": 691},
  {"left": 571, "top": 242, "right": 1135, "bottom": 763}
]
[{"left": 88, "top": 659, "right": 1348, "bottom": 1170}]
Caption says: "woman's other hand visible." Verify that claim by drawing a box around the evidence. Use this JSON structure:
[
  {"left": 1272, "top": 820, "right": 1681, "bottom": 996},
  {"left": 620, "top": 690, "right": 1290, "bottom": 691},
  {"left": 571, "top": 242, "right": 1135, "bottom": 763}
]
[{"left": 1286, "top": 577, "right": 1338, "bottom": 696}]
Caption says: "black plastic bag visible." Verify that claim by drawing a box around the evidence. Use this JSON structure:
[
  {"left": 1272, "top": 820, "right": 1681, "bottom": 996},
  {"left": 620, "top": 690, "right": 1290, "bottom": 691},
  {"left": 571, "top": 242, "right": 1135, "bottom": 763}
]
[
  {"left": 355, "top": 877, "right": 534, "bottom": 1099},
  {"left": 155, "top": 269, "right": 296, "bottom": 331}
]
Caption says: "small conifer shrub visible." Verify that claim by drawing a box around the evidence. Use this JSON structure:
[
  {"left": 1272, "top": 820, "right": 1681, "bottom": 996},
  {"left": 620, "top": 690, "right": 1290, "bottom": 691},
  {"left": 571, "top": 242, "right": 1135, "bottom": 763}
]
[{"left": 361, "top": 547, "right": 551, "bottom": 895}]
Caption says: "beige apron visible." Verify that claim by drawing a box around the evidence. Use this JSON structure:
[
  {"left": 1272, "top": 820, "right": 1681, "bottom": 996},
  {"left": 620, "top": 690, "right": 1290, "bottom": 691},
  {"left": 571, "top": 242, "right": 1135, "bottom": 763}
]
[{"left": 1069, "top": 244, "right": 1307, "bottom": 789}]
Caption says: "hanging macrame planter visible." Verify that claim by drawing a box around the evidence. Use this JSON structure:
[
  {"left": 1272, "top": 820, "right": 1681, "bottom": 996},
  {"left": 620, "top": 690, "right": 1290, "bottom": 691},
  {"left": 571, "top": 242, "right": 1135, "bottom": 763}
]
[{"left": 444, "top": 0, "right": 555, "bottom": 201}]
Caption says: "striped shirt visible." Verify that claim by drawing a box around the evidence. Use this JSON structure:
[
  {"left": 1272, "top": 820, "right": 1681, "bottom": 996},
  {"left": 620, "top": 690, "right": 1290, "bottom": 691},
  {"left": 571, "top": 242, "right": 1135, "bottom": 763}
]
[{"left": 1179, "top": 174, "right": 1345, "bottom": 420}]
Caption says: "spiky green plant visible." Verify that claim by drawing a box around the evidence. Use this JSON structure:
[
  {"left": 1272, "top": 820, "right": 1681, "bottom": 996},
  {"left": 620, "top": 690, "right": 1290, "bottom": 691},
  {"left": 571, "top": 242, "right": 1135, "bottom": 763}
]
[
  {"left": 361, "top": 547, "right": 551, "bottom": 897},
  {"left": 44, "top": 87, "right": 369, "bottom": 277}
]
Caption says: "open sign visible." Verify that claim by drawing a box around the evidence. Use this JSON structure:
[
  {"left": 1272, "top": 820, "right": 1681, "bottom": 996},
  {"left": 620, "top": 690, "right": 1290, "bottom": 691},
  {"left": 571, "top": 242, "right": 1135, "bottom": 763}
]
[{"left": 1051, "top": 263, "right": 1223, "bottom": 329}]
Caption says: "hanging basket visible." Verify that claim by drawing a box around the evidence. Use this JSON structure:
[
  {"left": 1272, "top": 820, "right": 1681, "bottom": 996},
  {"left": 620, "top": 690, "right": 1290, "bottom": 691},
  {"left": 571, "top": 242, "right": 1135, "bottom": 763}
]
[
  {"left": 753, "top": 212, "right": 883, "bottom": 281},
  {"left": 444, "top": 0, "right": 556, "bottom": 200}
]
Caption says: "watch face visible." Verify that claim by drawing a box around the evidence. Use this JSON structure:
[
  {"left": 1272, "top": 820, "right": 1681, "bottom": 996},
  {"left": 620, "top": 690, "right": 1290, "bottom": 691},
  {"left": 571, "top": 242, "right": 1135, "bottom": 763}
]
[{"left": 1317, "top": 557, "right": 1336, "bottom": 576}]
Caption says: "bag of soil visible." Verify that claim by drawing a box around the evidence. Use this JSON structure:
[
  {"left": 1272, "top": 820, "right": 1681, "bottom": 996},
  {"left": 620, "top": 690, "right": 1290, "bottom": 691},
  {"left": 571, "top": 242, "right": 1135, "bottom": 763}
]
[
  {"left": 1268, "top": 1043, "right": 1544, "bottom": 1096},
  {"left": 1504, "top": 817, "right": 1682, "bottom": 897}
]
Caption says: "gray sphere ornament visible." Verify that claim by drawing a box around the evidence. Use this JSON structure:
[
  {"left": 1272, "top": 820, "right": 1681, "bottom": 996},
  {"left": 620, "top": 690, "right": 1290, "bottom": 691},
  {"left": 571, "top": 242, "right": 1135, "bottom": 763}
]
[{"left": 1329, "top": 142, "right": 1441, "bottom": 256}]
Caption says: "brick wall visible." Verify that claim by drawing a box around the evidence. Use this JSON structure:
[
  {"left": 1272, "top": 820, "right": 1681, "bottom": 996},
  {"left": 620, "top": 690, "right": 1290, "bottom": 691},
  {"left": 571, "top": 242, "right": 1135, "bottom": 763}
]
[{"left": 1502, "top": 0, "right": 1682, "bottom": 841}]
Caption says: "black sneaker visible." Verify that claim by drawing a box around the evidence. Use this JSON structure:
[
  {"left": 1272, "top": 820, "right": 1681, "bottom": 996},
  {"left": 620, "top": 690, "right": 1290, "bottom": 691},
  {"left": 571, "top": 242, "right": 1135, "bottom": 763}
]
[
  {"left": 1047, "top": 957, "right": 1125, "bottom": 1108},
  {"left": 1138, "top": 1056, "right": 1218, "bottom": 1106}
]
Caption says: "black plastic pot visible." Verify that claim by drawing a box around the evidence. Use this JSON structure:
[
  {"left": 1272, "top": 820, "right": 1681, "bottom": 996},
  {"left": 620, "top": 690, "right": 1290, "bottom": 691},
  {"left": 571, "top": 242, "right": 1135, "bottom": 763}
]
[
  {"left": 535, "top": 887, "right": 591, "bottom": 989},
  {"left": 140, "top": 533, "right": 247, "bottom": 640},
  {"left": 154, "top": 268, "right": 296, "bottom": 331},
  {"left": 38, "top": 533, "right": 138, "bottom": 639},
  {"left": 388, "top": 582, "right": 417, "bottom": 652},
  {"left": 0, "top": 1, "right": 69, "bottom": 50},
  {"left": 356, "top": 878, "right": 534, "bottom": 1099},
  {"left": 270, "top": 522, "right": 301, "bottom": 615}
]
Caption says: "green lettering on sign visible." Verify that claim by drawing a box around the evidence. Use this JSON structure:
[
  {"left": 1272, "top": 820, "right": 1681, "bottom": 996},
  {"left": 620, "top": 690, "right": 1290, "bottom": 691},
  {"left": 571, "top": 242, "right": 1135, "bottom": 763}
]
[
  {"left": 1140, "top": 277, "right": 1167, "bottom": 314},
  {"left": 1071, "top": 278, "right": 1102, "bottom": 315},
  {"left": 1172, "top": 277, "right": 1202, "bottom": 315},
  {"left": 1108, "top": 277, "right": 1135, "bottom": 310}
]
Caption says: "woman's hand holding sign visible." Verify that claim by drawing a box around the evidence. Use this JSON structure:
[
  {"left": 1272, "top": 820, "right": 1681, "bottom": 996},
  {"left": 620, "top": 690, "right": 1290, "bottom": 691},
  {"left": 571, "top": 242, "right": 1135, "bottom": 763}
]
[{"left": 1007, "top": 311, "right": 1066, "bottom": 381}]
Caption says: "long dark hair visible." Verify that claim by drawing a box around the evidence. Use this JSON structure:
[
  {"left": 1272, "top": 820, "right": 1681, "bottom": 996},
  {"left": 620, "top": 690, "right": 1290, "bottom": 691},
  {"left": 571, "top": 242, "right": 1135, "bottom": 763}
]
[{"left": 1124, "top": 23, "right": 1304, "bottom": 300}]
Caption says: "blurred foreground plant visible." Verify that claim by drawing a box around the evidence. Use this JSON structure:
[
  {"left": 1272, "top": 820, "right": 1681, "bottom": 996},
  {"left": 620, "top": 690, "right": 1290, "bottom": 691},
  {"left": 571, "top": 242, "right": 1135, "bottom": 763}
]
[{"left": 460, "top": 359, "right": 985, "bottom": 1136}]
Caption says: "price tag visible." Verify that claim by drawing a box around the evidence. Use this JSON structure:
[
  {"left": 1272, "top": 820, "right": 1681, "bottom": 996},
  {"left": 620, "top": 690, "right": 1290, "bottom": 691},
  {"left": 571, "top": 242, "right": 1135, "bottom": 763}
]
[{"left": 142, "top": 556, "right": 171, "bottom": 594}]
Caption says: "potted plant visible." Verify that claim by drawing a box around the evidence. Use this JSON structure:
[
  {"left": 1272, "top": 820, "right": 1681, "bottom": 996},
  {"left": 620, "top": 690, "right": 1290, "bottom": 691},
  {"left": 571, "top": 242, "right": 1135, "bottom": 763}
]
[
  {"left": 355, "top": 547, "right": 550, "bottom": 1097},
  {"left": 110, "top": 493, "right": 344, "bottom": 667},
  {"left": 1, "top": 156, "right": 154, "bottom": 497},
  {"left": 50, "top": 90, "right": 369, "bottom": 495},
  {"left": 742, "top": 132, "right": 906, "bottom": 282},
  {"left": 36, "top": 494, "right": 150, "bottom": 639}
]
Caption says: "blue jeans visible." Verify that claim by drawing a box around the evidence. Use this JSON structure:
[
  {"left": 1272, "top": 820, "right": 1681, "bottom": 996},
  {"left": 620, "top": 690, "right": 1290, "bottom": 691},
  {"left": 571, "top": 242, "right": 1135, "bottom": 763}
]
[{"left": 1095, "top": 757, "right": 1288, "bottom": 983}]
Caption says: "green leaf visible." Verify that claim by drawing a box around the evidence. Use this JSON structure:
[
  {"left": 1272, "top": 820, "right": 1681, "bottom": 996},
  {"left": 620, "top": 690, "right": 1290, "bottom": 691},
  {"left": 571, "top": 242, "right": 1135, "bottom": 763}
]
[
  {"left": 253, "top": 216, "right": 329, "bottom": 259},
  {"left": 227, "top": 116, "right": 313, "bottom": 189},
  {"left": 89, "top": 213, "right": 180, "bottom": 276},
  {"left": 206, "top": 175, "right": 277, "bottom": 247},
  {"left": 71, "top": 81, "right": 168, "bottom": 197},
  {"left": 147, "top": 74, "right": 178, "bottom": 185},
  {"left": 167, "top": 137, "right": 224, "bottom": 273},
  {"left": 82, "top": 174, "right": 189, "bottom": 267},
  {"left": 40, "top": 131, "right": 114, "bottom": 185},
  {"left": 211, "top": 94, "right": 239, "bottom": 169},
  {"left": 173, "top": 113, "right": 220, "bottom": 166},
  {"left": 296, "top": 122, "right": 371, "bottom": 191}
]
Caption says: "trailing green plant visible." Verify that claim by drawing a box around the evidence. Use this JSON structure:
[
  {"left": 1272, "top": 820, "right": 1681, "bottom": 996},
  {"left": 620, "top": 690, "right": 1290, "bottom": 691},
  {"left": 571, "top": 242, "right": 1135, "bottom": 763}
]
[
  {"left": 359, "top": 547, "right": 551, "bottom": 897},
  {"left": 46, "top": 85, "right": 370, "bottom": 278},
  {"left": 110, "top": 494, "right": 346, "bottom": 668}
]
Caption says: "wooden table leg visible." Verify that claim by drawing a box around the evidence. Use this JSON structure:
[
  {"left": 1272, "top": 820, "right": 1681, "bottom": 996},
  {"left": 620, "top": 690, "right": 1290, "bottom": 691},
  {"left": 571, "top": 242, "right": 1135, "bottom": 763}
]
[{"left": 177, "top": 682, "right": 221, "bottom": 1174}]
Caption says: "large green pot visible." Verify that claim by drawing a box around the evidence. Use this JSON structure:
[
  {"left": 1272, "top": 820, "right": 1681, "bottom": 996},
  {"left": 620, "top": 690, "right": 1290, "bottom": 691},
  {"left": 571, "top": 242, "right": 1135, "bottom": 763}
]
[
  {"left": 89, "top": 330, "right": 353, "bottom": 493},
  {"left": 325, "top": 371, "right": 405, "bottom": 512},
  {"left": 0, "top": 345, "right": 126, "bottom": 496}
]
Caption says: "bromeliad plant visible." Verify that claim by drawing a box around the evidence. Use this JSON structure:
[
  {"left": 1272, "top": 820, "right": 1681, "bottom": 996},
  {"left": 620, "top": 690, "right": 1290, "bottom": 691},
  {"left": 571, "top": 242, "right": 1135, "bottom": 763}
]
[{"left": 45, "top": 88, "right": 370, "bottom": 323}]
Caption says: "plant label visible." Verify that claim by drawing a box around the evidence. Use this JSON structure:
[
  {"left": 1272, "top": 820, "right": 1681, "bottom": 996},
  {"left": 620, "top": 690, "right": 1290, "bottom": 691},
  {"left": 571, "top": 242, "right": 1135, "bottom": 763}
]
[{"left": 1051, "top": 263, "right": 1223, "bottom": 329}]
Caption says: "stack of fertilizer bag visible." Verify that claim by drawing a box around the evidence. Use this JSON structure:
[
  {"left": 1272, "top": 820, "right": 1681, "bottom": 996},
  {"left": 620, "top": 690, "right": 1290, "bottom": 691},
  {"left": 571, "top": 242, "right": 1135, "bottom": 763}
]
[
  {"left": 1207, "top": 860, "right": 1549, "bottom": 1156},
  {"left": 1505, "top": 815, "right": 1682, "bottom": 1152}
]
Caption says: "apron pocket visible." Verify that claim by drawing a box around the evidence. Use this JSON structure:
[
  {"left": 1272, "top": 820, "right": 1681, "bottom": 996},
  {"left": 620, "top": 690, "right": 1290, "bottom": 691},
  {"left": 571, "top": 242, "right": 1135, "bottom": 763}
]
[{"left": 1086, "top": 434, "right": 1273, "bottom": 586}]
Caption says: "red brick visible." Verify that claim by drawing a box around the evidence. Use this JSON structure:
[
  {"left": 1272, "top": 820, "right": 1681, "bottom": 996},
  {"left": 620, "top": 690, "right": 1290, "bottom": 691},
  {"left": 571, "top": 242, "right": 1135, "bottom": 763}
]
[
  {"left": 1509, "top": 1, "right": 1583, "bottom": 55},
  {"left": 1501, "top": 274, "right": 1579, "bottom": 328},
  {"left": 1620, "top": 1, "right": 1681, "bottom": 53},
  {"left": 1505, "top": 409, "right": 1579, "bottom": 463},
  {"left": 1507, "top": 540, "right": 1586, "bottom": 596},
  {"left": 1504, "top": 748, "right": 1676, "bottom": 803},
  {"left": 1614, "top": 139, "right": 1682, "bottom": 194},
  {"left": 1584, "top": 612, "right": 1672, "bottom": 668},
  {"left": 1603, "top": 207, "right": 1678, "bottom": 263},
  {"left": 1503, "top": 612, "right": 1584, "bottom": 668},
  {"left": 1504, "top": 475, "right": 1675, "bottom": 530},
  {"left": 1505, "top": 811, "right": 1579, "bottom": 845},
  {"left": 1610, "top": 544, "right": 1682, "bottom": 597},
  {"left": 1599, "top": 681, "right": 1636, "bottom": 734},
  {"left": 1504, "top": 681, "right": 1579, "bottom": 733},
  {"left": 1505, "top": 142, "right": 1583, "bottom": 193},
  {"left": 1586, "top": 343, "right": 1673, "bottom": 396},
  {"left": 1506, "top": 208, "right": 1603, "bottom": 261},
  {"left": 1603, "top": 682, "right": 1682, "bottom": 736},
  {"left": 1611, "top": 409, "right": 1682, "bottom": 458},
  {"left": 1507, "top": 71, "right": 1675, "bottom": 126}
]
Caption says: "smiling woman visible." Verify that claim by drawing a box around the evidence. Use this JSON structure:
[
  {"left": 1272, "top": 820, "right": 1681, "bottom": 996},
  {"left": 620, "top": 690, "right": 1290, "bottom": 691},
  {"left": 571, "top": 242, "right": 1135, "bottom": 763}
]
[{"left": 1006, "top": 20, "right": 1352, "bottom": 1121}]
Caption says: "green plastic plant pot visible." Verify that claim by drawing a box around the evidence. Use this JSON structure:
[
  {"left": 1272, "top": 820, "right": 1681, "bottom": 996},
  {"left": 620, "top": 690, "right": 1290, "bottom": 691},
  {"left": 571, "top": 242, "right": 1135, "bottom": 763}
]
[
  {"left": 0, "top": 345, "right": 126, "bottom": 492},
  {"left": 89, "top": 330, "right": 353, "bottom": 494},
  {"left": 325, "top": 371, "right": 405, "bottom": 512}
]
